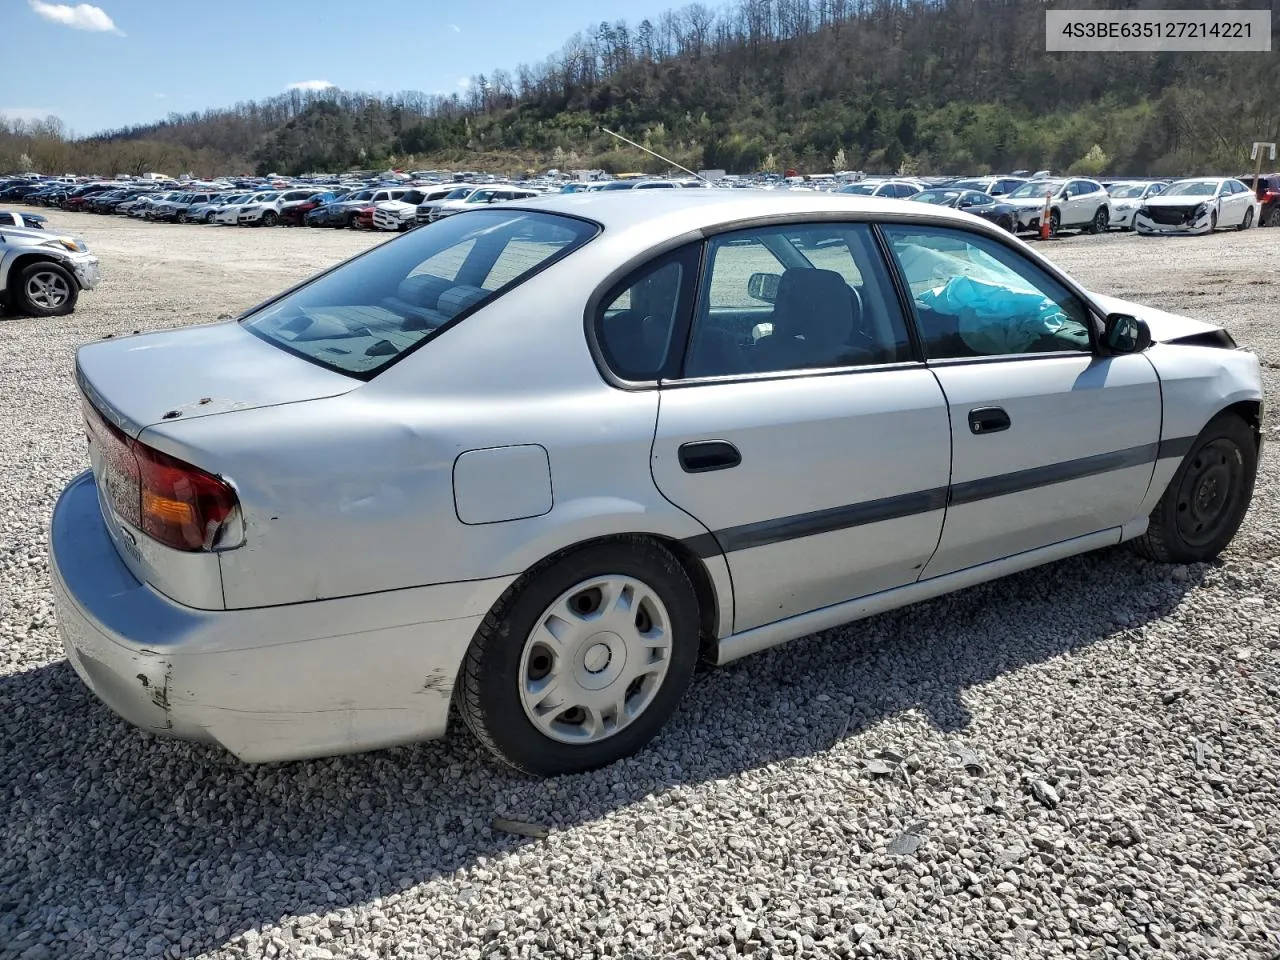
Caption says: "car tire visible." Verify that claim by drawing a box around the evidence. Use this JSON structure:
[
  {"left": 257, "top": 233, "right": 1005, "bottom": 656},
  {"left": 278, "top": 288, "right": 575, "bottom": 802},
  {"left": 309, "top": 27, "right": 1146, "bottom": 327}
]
[
  {"left": 1238, "top": 207, "right": 1254, "bottom": 231},
  {"left": 205, "top": 211, "right": 216, "bottom": 223},
  {"left": 1265, "top": 207, "right": 1280, "bottom": 227},
  {"left": 457, "top": 538, "right": 702, "bottom": 776},
  {"left": 1209, "top": 210, "right": 1218, "bottom": 231},
  {"left": 1048, "top": 209, "right": 1061, "bottom": 236},
  {"left": 14, "top": 261, "right": 78, "bottom": 317},
  {"left": 999, "top": 215, "right": 1015, "bottom": 233},
  {"left": 261, "top": 211, "right": 279, "bottom": 227},
  {"left": 1087, "top": 207, "right": 1109, "bottom": 234},
  {"left": 1130, "top": 413, "right": 1257, "bottom": 564}
]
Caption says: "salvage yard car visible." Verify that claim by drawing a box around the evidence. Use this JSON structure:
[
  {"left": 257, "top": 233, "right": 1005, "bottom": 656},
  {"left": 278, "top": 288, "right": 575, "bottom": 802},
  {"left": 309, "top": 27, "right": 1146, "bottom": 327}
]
[
  {"left": 1105, "top": 181, "right": 1167, "bottom": 231},
  {"left": 1003, "top": 178, "right": 1112, "bottom": 235},
  {"left": 50, "top": 192, "right": 1262, "bottom": 776},
  {"left": 1134, "top": 177, "right": 1258, "bottom": 235},
  {"left": 1, "top": 223, "right": 99, "bottom": 316}
]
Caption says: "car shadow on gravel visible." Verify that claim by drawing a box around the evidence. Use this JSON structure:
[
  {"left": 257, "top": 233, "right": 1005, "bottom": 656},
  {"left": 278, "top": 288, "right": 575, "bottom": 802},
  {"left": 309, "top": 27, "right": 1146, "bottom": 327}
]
[{"left": 1, "top": 547, "right": 1208, "bottom": 958}]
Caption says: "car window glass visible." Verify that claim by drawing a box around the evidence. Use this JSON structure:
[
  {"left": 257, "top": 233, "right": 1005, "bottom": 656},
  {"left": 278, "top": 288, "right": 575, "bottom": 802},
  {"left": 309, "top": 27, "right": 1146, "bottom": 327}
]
[
  {"left": 243, "top": 211, "right": 595, "bottom": 378},
  {"left": 881, "top": 225, "right": 1092, "bottom": 359},
  {"left": 683, "top": 223, "right": 913, "bottom": 378},
  {"left": 596, "top": 258, "right": 685, "bottom": 380}
]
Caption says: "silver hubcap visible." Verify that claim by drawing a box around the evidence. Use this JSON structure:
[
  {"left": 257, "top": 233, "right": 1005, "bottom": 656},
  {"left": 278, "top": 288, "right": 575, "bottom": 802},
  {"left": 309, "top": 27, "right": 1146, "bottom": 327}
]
[
  {"left": 26, "top": 271, "right": 69, "bottom": 309},
  {"left": 518, "top": 575, "right": 672, "bottom": 744}
]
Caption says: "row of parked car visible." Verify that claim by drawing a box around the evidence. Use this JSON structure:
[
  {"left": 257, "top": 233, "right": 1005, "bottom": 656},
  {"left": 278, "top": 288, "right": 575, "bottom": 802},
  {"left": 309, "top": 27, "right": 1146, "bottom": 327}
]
[
  {"left": 834, "top": 172, "right": 1277, "bottom": 236},
  {"left": 5, "top": 167, "right": 1278, "bottom": 250},
  {"left": 0, "top": 177, "right": 554, "bottom": 233}
]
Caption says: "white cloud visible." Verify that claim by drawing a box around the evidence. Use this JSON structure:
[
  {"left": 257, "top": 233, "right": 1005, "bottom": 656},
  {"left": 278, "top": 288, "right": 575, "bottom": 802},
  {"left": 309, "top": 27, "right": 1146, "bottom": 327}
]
[
  {"left": 456, "top": 77, "right": 472, "bottom": 90},
  {"left": 450, "top": 23, "right": 461, "bottom": 33},
  {"left": 286, "top": 80, "right": 336, "bottom": 92},
  {"left": 0, "top": 107, "right": 59, "bottom": 122},
  {"left": 29, "top": 1, "right": 123, "bottom": 34}
]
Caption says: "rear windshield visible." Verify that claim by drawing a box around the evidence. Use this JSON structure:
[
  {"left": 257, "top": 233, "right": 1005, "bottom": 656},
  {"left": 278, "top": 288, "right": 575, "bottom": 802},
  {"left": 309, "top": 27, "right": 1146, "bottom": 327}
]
[{"left": 242, "top": 210, "right": 597, "bottom": 378}]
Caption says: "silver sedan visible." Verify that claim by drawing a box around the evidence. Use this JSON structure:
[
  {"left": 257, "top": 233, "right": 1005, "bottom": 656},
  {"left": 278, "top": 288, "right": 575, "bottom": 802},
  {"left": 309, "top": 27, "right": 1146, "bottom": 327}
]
[{"left": 50, "top": 192, "right": 1263, "bottom": 775}]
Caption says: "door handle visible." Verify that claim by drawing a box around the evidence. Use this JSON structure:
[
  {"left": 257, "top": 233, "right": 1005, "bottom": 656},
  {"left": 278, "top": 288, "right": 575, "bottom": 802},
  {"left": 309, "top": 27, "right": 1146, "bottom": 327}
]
[
  {"left": 968, "top": 406, "right": 1011, "bottom": 435},
  {"left": 678, "top": 440, "right": 741, "bottom": 473}
]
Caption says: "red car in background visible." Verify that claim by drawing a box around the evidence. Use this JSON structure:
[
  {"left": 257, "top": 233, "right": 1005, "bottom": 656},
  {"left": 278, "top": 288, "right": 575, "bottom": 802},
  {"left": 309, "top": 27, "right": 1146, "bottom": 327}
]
[
  {"left": 351, "top": 205, "right": 377, "bottom": 230},
  {"left": 278, "top": 190, "right": 346, "bottom": 226}
]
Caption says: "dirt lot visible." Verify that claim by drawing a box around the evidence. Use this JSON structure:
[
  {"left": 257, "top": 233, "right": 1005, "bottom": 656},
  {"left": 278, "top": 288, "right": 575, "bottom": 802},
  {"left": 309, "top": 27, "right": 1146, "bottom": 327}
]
[{"left": 2, "top": 212, "right": 1278, "bottom": 960}]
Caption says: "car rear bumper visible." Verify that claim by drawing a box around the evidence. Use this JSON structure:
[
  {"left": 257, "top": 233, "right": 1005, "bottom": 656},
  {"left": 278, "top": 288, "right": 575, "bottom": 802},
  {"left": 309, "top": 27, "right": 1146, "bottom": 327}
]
[{"left": 50, "top": 470, "right": 514, "bottom": 762}]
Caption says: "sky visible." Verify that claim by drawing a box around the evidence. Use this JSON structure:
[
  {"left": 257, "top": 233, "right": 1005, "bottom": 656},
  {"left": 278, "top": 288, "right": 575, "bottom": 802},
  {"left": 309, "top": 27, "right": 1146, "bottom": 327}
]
[{"left": 1, "top": 0, "right": 675, "bottom": 135}]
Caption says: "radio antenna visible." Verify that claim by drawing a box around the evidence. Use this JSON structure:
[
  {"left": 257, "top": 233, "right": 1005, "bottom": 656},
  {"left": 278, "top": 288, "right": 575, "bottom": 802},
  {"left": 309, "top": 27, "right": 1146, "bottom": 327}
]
[{"left": 600, "top": 127, "right": 715, "bottom": 185}]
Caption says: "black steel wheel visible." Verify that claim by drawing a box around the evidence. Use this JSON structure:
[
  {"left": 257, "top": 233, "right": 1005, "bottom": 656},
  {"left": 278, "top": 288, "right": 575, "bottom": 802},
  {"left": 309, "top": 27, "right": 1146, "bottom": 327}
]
[{"left": 1130, "top": 413, "right": 1256, "bottom": 563}]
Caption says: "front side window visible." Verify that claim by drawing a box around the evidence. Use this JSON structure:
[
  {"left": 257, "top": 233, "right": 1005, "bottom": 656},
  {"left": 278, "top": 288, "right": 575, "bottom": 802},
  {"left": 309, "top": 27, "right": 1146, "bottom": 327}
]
[
  {"left": 881, "top": 225, "right": 1092, "bottom": 359},
  {"left": 683, "top": 223, "right": 913, "bottom": 378},
  {"left": 243, "top": 211, "right": 596, "bottom": 378}
]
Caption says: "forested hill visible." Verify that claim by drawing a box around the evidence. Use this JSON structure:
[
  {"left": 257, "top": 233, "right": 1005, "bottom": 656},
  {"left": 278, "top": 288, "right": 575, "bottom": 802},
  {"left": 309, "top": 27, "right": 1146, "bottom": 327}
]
[{"left": 4, "top": 0, "right": 1278, "bottom": 178}]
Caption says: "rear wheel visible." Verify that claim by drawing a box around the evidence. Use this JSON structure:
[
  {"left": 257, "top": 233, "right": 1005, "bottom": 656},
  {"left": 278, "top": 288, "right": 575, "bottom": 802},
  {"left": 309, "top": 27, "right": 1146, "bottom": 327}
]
[
  {"left": 1130, "top": 413, "right": 1256, "bottom": 563},
  {"left": 15, "top": 262, "right": 78, "bottom": 317},
  {"left": 457, "top": 539, "right": 701, "bottom": 776},
  {"left": 1238, "top": 207, "right": 1254, "bottom": 231}
]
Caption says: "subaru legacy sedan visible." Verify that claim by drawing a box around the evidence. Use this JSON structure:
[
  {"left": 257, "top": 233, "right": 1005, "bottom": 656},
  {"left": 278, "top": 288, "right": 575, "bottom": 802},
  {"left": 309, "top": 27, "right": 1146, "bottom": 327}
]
[{"left": 51, "top": 192, "right": 1262, "bottom": 776}]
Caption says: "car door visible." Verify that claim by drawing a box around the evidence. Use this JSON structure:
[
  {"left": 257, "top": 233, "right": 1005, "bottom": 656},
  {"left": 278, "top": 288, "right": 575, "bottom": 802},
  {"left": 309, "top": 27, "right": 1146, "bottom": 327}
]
[
  {"left": 880, "top": 223, "right": 1162, "bottom": 577},
  {"left": 645, "top": 222, "right": 951, "bottom": 632},
  {"left": 1062, "top": 180, "right": 1090, "bottom": 226}
]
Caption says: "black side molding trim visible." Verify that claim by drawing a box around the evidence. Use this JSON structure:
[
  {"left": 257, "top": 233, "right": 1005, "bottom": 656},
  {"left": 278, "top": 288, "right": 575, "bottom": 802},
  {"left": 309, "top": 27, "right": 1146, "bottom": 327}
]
[
  {"left": 679, "top": 436, "right": 1200, "bottom": 559},
  {"left": 949, "top": 442, "right": 1159, "bottom": 506}
]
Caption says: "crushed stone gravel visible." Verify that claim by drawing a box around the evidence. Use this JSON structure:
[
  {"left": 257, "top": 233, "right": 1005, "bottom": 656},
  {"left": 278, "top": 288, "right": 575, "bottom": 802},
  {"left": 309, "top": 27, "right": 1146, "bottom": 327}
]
[{"left": 2, "top": 214, "right": 1278, "bottom": 959}]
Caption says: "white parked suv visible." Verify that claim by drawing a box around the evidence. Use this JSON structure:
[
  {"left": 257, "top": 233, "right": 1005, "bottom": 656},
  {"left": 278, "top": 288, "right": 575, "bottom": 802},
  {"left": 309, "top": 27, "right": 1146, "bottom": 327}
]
[
  {"left": 428, "top": 186, "right": 542, "bottom": 222},
  {"left": 1003, "top": 178, "right": 1112, "bottom": 235},
  {"left": 237, "top": 189, "right": 318, "bottom": 226},
  {"left": 216, "top": 191, "right": 273, "bottom": 225}
]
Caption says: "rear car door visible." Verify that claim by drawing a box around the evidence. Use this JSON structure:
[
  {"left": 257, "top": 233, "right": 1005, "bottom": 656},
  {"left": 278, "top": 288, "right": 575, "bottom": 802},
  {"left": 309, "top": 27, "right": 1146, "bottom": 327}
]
[
  {"left": 880, "top": 224, "right": 1161, "bottom": 577},
  {"left": 642, "top": 222, "right": 952, "bottom": 632}
]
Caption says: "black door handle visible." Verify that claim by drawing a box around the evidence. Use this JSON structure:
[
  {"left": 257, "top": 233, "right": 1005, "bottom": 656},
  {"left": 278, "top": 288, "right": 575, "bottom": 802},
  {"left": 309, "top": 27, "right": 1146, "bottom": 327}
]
[
  {"left": 968, "top": 406, "right": 1011, "bottom": 435},
  {"left": 678, "top": 440, "right": 741, "bottom": 473}
]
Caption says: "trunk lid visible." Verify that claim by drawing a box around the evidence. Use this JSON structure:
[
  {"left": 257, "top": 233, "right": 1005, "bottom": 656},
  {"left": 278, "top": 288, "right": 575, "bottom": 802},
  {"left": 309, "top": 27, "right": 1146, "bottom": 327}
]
[{"left": 76, "top": 319, "right": 359, "bottom": 439}]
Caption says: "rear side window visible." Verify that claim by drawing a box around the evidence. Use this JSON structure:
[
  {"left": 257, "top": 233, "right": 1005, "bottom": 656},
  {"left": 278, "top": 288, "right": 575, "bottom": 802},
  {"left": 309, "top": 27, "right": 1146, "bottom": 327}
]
[
  {"left": 243, "top": 211, "right": 597, "bottom": 378},
  {"left": 593, "top": 246, "right": 697, "bottom": 382}
]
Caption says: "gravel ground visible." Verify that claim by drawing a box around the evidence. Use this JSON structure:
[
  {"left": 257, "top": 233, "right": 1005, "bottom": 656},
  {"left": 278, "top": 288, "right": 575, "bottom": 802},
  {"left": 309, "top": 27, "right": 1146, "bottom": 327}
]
[{"left": 2, "top": 213, "right": 1279, "bottom": 960}]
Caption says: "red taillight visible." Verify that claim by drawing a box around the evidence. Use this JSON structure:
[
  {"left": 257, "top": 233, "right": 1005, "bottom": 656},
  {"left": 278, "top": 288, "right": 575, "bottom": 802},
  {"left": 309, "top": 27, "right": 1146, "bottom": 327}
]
[{"left": 83, "top": 399, "right": 240, "bottom": 552}]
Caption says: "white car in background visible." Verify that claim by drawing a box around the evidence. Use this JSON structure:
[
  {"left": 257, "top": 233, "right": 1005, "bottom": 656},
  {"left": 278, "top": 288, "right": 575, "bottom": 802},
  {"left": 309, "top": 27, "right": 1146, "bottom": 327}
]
[
  {"left": 1003, "top": 178, "right": 1111, "bottom": 235},
  {"left": 1106, "top": 181, "right": 1167, "bottom": 230},
  {"left": 237, "top": 188, "right": 318, "bottom": 226},
  {"left": 1134, "top": 178, "right": 1258, "bottom": 235},
  {"left": 428, "top": 186, "right": 542, "bottom": 221},
  {"left": 187, "top": 194, "right": 242, "bottom": 224},
  {"left": 372, "top": 187, "right": 439, "bottom": 232},
  {"left": 215, "top": 191, "right": 274, "bottom": 225}
]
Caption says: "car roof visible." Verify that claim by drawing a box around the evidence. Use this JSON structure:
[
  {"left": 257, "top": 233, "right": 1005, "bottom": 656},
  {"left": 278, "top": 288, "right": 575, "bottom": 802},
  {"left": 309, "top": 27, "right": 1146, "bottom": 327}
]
[{"left": 507, "top": 190, "right": 977, "bottom": 235}]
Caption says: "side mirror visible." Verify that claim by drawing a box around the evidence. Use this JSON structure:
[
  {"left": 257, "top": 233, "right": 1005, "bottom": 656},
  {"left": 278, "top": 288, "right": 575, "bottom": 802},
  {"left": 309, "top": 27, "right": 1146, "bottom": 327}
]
[
  {"left": 1103, "top": 313, "right": 1152, "bottom": 354},
  {"left": 958, "top": 196, "right": 976, "bottom": 208},
  {"left": 747, "top": 272, "right": 781, "bottom": 303}
]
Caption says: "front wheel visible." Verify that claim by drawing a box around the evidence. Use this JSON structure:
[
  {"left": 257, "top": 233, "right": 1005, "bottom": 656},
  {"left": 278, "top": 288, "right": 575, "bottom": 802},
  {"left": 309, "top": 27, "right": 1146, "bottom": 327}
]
[
  {"left": 1209, "top": 210, "right": 1218, "bottom": 231},
  {"left": 1130, "top": 413, "right": 1256, "bottom": 564},
  {"left": 260, "top": 210, "right": 278, "bottom": 227},
  {"left": 1048, "top": 209, "right": 1061, "bottom": 237},
  {"left": 1238, "top": 207, "right": 1254, "bottom": 231},
  {"left": 15, "top": 262, "right": 78, "bottom": 317},
  {"left": 457, "top": 539, "right": 701, "bottom": 776},
  {"left": 1087, "top": 206, "right": 1109, "bottom": 234}
]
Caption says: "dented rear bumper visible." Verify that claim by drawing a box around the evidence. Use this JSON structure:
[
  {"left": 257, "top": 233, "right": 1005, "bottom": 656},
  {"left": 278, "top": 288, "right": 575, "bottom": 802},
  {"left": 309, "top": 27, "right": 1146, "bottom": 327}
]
[{"left": 50, "top": 470, "right": 515, "bottom": 762}]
